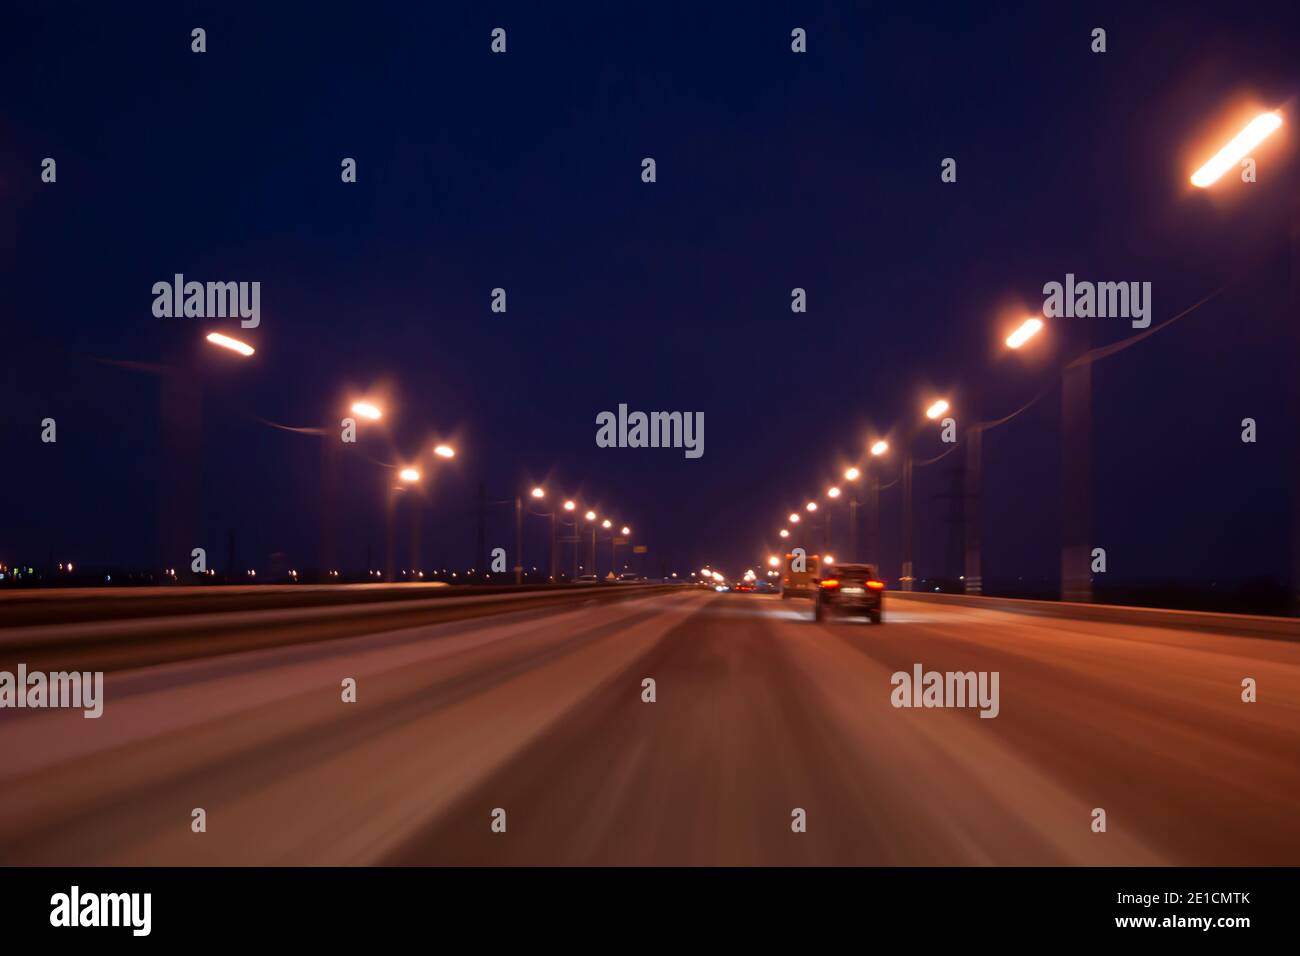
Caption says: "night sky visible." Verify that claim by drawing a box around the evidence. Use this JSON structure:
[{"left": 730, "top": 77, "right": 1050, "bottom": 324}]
[{"left": 3, "top": 2, "right": 1298, "bottom": 590}]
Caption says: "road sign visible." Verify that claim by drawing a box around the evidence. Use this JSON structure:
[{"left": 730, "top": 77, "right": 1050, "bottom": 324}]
[{"left": 632, "top": 545, "right": 648, "bottom": 554}]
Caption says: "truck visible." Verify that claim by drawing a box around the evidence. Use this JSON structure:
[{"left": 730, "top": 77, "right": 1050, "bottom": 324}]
[{"left": 781, "top": 552, "right": 821, "bottom": 599}]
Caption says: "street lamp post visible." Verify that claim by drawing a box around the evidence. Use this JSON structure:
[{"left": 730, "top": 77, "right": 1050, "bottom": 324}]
[
  {"left": 585, "top": 510, "right": 598, "bottom": 577},
  {"left": 902, "top": 402, "right": 948, "bottom": 591}
]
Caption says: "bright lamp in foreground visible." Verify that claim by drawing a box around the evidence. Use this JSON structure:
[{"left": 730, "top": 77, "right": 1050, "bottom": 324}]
[
  {"left": 1191, "top": 111, "right": 1283, "bottom": 188},
  {"left": 205, "top": 332, "right": 255, "bottom": 357},
  {"left": 1006, "top": 317, "right": 1044, "bottom": 349}
]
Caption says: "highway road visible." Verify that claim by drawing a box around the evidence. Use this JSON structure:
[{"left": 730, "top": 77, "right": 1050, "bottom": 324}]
[{"left": 1, "top": 588, "right": 1297, "bottom": 865}]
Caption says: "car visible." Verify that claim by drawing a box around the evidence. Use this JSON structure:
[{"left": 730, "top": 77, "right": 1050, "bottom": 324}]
[
  {"left": 574, "top": 574, "right": 601, "bottom": 584},
  {"left": 781, "top": 552, "right": 821, "bottom": 599},
  {"left": 616, "top": 572, "right": 643, "bottom": 583},
  {"left": 733, "top": 581, "right": 755, "bottom": 592},
  {"left": 813, "top": 563, "right": 885, "bottom": 623}
]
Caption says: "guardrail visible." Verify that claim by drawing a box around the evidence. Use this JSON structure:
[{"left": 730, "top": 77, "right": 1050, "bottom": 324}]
[{"left": 887, "top": 589, "right": 1300, "bottom": 640}]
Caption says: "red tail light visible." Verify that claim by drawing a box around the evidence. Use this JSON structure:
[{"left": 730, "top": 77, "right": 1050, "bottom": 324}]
[
  {"left": 819, "top": 578, "right": 840, "bottom": 589},
  {"left": 867, "top": 580, "right": 885, "bottom": 590}
]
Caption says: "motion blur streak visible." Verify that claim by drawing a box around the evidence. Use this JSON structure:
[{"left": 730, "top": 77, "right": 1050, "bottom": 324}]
[{"left": 0, "top": 591, "right": 1297, "bottom": 865}]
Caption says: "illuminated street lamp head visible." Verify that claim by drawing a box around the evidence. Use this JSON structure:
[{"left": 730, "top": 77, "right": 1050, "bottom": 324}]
[
  {"left": 768, "top": 555, "right": 779, "bottom": 567},
  {"left": 530, "top": 486, "right": 545, "bottom": 499},
  {"left": 205, "top": 332, "right": 255, "bottom": 357},
  {"left": 398, "top": 467, "right": 420, "bottom": 483},
  {"left": 350, "top": 401, "right": 382, "bottom": 421},
  {"left": 585, "top": 510, "right": 597, "bottom": 521},
  {"left": 827, "top": 486, "right": 841, "bottom": 499},
  {"left": 601, "top": 519, "right": 612, "bottom": 529},
  {"left": 824, "top": 555, "right": 835, "bottom": 565},
  {"left": 870, "top": 439, "right": 889, "bottom": 457},
  {"left": 1006, "top": 317, "right": 1044, "bottom": 350},
  {"left": 844, "top": 466, "right": 860, "bottom": 481},
  {"left": 621, "top": 526, "right": 630, "bottom": 536},
  {"left": 806, "top": 501, "right": 817, "bottom": 512},
  {"left": 563, "top": 500, "right": 576, "bottom": 511},
  {"left": 788, "top": 513, "right": 800, "bottom": 524},
  {"left": 1191, "top": 111, "right": 1283, "bottom": 188},
  {"left": 433, "top": 444, "right": 455, "bottom": 459},
  {"left": 925, "top": 399, "right": 950, "bottom": 420},
  {"left": 779, "top": 529, "right": 789, "bottom": 538}
]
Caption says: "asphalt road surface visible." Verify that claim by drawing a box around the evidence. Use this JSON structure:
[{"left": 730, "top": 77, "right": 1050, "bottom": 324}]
[{"left": 2, "top": 589, "right": 1297, "bottom": 865}]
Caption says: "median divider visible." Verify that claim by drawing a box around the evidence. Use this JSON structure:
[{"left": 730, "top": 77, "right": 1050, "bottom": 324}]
[{"left": 0, "top": 584, "right": 683, "bottom": 674}]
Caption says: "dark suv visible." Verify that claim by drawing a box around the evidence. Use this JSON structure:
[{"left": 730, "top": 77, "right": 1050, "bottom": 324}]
[{"left": 814, "top": 563, "right": 885, "bottom": 624}]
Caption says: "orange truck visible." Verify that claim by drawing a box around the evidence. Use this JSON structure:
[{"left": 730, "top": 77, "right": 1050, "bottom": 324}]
[{"left": 781, "top": 552, "right": 821, "bottom": 599}]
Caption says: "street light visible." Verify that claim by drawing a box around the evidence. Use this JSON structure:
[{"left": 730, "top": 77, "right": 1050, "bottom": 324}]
[
  {"left": 621, "top": 526, "right": 630, "bottom": 535},
  {"left": 768, "top": 555, "right": 779, "bottom": 567},
  {"left": 433, "top": 444, "right": 455, "bottom": 458},
  {"left": 871, "top": 440, "right": 889, "bottom": 456},
  {"left": 925, "top": 399, "right": 950, "bottom": 420},
  {"left": 827, "top": 486, "right": 841, "bottom": 498},
  {"left": 531, "top": 486, "right": 545, "bottom": 499},
  {"left": 602, "top": 519, "right": 612, "bottom": 529},
  {"left": 350, "top": 400, "right": 382, "bottom": 421},
  {"left": 779, "top": 529, "right": 789, "bottom": 538},
  {"left": 844, "top": 466, "right": 860, "bottom": 481},
  {"left": 564, "top": 500, "right": 576, "bottom": 511},
  {"left": 205, "top": 332, "right": 255, "bottom": 357},
  {"left": 788, "top": 513, "right": 800, "bottom": 523},
  {"left": 806, "top": 501, "right": 817, "bottom": 512},
  {"left": 1006, "top": 317, "right": 1044, "bottom": 349},
  {"left": 398, "top": 467, "right": 420, "bottom": 482},
  {"left": 1191, "top": 111, "right": 1283, "bottom": 188},
  {"left": 585, "top": 510, "right": 597, "bottom": 521}
]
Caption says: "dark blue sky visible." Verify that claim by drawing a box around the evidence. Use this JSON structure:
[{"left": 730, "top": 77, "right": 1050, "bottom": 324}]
[{"left": 3, "top": 2, "right": 1297, "bottom": 586}]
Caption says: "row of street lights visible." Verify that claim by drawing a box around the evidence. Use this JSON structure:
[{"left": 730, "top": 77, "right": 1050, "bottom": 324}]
[
  {"left": 768, "top": 107, "right": 1285, "bottom": 597},
  {"left": 514, "top": 486, "right": 632, "bottom": 584}
]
